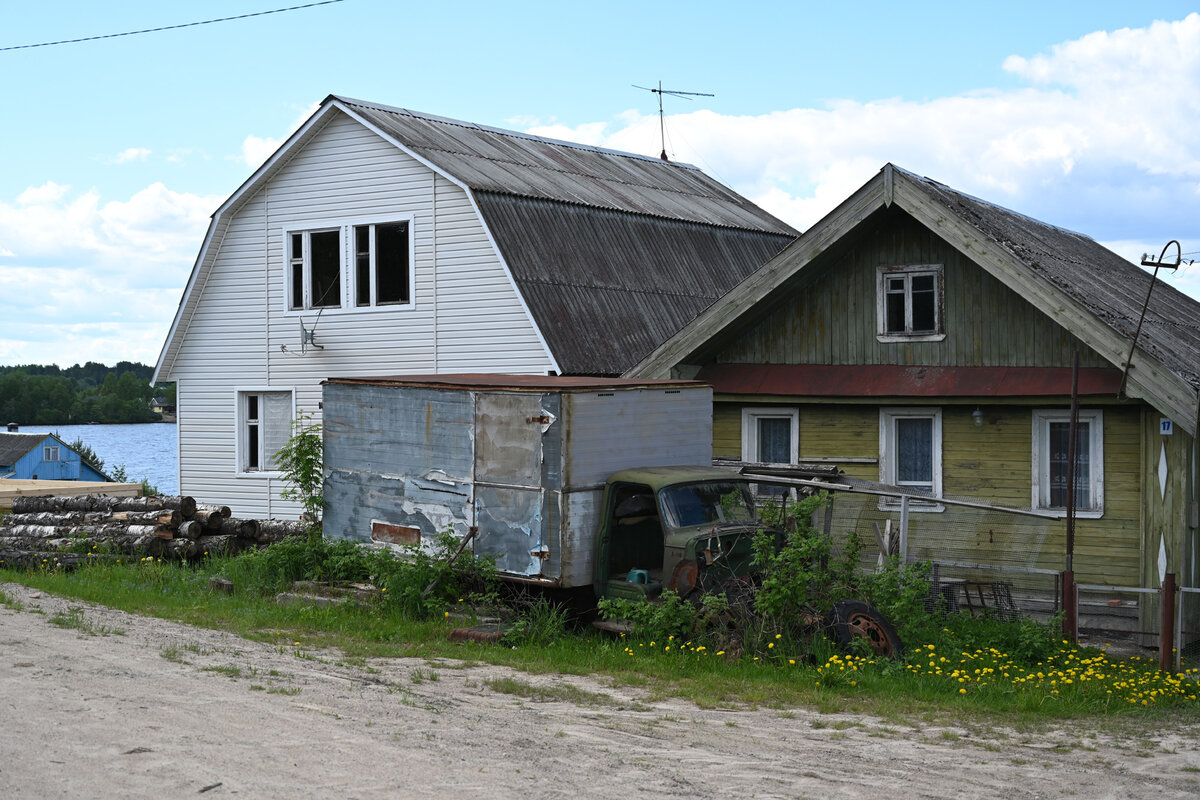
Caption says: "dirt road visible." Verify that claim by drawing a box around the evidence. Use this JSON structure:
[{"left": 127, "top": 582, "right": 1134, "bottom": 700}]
[{"left": 1, "top": 582, "right": 1198, "bottom": 799}]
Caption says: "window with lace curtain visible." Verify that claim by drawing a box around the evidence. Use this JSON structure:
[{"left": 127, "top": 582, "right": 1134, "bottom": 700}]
[{"left": 1032, "top": 409, "right": 1104, "bottom": 516}]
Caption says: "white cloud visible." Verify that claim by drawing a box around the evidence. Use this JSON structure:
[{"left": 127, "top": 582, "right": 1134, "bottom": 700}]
[
  {"left": 0, "top": 182, "right": 219, "bottom": 365},
  {"left": 112, "top": 147, "right": 151, "bottom": 164},
  {"left": 241, "top": 102, "right": 321, "bottom": 168},
  {"left": 523, "top": 14, "right": 1200, "bottom": 245}
]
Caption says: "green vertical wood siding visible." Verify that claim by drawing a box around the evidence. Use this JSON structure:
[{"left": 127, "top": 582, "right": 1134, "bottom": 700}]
[
  {"left": 719, "top": 398, "right": 1143, "bottom": 587},
  {"left": 712, "top": 208, "right": 1111, "bottom": 369}
]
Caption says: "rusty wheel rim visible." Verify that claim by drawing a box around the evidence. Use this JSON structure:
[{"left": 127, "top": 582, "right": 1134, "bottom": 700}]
[{"left": 847, "top": 611, "right": 895, "bottom": 657}]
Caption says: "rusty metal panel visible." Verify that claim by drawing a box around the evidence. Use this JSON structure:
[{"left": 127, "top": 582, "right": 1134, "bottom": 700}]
[
  {"left": 472, "top": 391, "right": 558, "bottom": 578},
  {"left": 322, "top": 382, "right": 475, "bottom": 549},
  {"left": 474, "top": 485, "right": 545, "bottom": 576},
  {"left": 474, "top": 392, "right": 549, "bottom": 486}
]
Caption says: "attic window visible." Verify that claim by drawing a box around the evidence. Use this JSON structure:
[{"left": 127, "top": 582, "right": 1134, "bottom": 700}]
[
  {"left": 285, "top": 217, "right": 413, "bottom": 312},
  {"left": 43, "top": 445, "right": 60, "bottom": 462},
  {"left": 877, "top": 265, "right": 945, "bottom": 342},
  {"left": 354, "top": 221, "right": 410, "bottom": 306},
  {"left": 289, "top": 229, "right": 341, "bottom": 310}
]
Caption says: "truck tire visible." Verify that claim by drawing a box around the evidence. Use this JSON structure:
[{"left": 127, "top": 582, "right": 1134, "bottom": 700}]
[{"left": 825, "top": 599, "right": 903, "bottom": 659}]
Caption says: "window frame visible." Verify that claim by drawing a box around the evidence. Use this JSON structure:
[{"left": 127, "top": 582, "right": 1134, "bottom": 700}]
[
  {"left": 741, "top": 407, "right": 799, "bottom": 497},
  {"left": 283, "top": 213, "right": 415, "bottom": 314},
  {"left": 879, "top": 407, "right": 943, "bottom": 511},
  {"left": 234, "top": 387, "right": 296, "bottom": 478},
  {"left": 43, "top": 445, "right": 60, "bottom": 462},
  {"left": 876, "top": 264, "right": 946, "bottom": 342},
  {"left": 1031, "top": 409, "right": 1104, "bottom": 518}
]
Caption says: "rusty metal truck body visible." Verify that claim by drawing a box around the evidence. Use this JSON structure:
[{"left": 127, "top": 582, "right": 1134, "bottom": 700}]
[{"left": 321, "top": 375, "right": 715, "bottom": 589}]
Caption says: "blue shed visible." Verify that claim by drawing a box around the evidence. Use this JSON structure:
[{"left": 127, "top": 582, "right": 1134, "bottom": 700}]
[{"left": 0, "top": 433, "right": 109, "bottom": 482}]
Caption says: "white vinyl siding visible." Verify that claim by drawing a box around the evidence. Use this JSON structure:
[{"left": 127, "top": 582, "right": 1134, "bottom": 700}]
[{"left": 166, "top": 111, "right": 554, "bottom": 518}]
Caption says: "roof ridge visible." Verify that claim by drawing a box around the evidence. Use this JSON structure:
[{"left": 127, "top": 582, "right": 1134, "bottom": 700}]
[
  {"left": 331, "top": 94, "right": 703, "bottom": 171},
  {"left": 893, "top": 164, "right": 1092, "bottom": 240}
]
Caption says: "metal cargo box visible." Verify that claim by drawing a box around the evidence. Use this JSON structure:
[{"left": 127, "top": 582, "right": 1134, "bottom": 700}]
[{"left": 322, "top": 374, "right": 712, "bottom": 588}]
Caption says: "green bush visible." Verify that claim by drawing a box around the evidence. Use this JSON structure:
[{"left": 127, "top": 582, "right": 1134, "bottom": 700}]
[{"left": 366, "top": 528, "right": 498, "bottom": 619}]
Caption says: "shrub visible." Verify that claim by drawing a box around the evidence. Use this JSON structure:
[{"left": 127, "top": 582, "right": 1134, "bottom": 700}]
[{"left": 366, "top": 528, "right": 498, "bottom": 619}]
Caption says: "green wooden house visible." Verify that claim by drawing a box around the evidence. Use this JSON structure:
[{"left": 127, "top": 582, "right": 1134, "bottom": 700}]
[{"left": 630, "top": 164, "right": 1200, "bottom": 612}]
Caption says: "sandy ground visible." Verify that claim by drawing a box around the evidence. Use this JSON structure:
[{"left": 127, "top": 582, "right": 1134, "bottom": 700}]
[{"left": 2, "top": 582, "right": 1199, "bottom": 799}]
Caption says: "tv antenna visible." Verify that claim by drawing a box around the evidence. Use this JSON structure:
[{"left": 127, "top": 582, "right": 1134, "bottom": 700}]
[{"left": 633, "top": 81, "right": 714, "bottom": 161}]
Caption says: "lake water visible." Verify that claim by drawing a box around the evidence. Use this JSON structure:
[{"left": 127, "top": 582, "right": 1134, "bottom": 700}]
[{"left": 13, "top": 423, "right": 179, "bottom": 495}]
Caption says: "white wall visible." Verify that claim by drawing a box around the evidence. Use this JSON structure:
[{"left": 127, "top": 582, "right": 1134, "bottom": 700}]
[{"left": 170, "top": 111, "right": 554, "bottom": 517}]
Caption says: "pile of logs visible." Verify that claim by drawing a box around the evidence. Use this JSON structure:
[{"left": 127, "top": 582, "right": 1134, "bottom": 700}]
[{"left": 0, "top": 494, "right": 311, "bottom": 569}]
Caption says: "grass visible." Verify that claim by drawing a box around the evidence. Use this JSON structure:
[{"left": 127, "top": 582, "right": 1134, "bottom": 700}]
[
  {"left": 3, "top": 555, "right": 1199, "bottom": 726},
  {"left": 47, "top": 606, "right": 124, "bottom": 637}
]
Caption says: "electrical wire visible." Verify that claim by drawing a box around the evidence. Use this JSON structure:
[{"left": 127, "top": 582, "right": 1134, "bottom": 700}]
[{"left": 1, "top": 1, "right": 346, "bottom": 52}]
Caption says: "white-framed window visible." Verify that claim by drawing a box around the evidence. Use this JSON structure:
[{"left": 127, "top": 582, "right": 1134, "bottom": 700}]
[
  {"left": 877, "top": 264, "right": 944, "bottom": 342},
  {"left": 236, "top": 389, "right": 295, "bottom": 475},
  {"left": 285, "top": 215, "right": 413, "bottom": 312},
  {"left": 43, "top": 445, "right": 60, "bottom": 462},
  {"left": 1032, "top": 409, "right": 1104, "bottom": 517},
  {"left": 742, "top": 407, "right": 799, "bottom": 496},
  {"left": 879, "top": 407, "right": 942, "bottom": 510}
]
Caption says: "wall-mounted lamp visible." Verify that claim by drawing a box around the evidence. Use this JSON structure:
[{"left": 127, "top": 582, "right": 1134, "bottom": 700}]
[{"left": 972, "top": 407, "right": 984, "bottom": 427}]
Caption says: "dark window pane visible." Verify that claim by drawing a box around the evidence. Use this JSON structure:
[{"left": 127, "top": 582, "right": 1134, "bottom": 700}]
[
  {"left": 885, "top": 292, "right": 906, "bottom": 332},
  {"left": 290, "top": 262, "right": 303, "bottom": 310},
  {"left": 911, "top": 274, "right": 934, "bottom": 292},
  {"left": 887, "top": 277, "right": 905, "bottom": 292},
  {"left": 309, "top": 230, "right": 340, "bottom": 308},
  {"left": 757, "top": 417, "right": 791, "bottom": 464},
  {"left": 896, "top": 417, "right": 933, "bottom": 487},
  {"left": 247, "top": 394, "right": 258, "bottom": 421},
  {"left": 355, "top": 226, "right": 370, "bottom": 306},
  {"left": 247, "top": 423, "right": 259, "bottom": 470},
  {"left": 911, "top": 284, "right": 936, "bottom": 331},
  {"left": 375, "top": 222, "right": 409, "bottom": 304}
]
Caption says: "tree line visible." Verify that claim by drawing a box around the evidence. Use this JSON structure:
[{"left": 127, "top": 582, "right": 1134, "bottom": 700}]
[{"left": 0, "top": 362, "right": 175, "bottom": 425}]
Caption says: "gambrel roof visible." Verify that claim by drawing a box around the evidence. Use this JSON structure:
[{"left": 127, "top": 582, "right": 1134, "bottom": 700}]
[
  {"left": 631, "top": 164, "right": 1200, "bottom": 433},
  {"left": 154, "top": 96, "right": 796, "bottom": 380}
]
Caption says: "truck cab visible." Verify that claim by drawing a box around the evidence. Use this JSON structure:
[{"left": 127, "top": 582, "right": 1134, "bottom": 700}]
[{"left": 593, "top": 466, "right": 763, "bottom": 601}]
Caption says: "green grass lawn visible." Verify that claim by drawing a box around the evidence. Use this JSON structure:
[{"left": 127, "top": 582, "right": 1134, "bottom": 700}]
[{"left": 3, "top": 551, "right": 1198, "bottom": 726}]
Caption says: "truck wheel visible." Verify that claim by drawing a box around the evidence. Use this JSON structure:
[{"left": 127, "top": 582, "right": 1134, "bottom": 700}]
[{"left": 825, "top": 599, "right": 903, "bottom": 658}]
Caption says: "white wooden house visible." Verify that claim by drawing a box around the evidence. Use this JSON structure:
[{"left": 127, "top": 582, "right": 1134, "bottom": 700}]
[{"left": 153, "top": 95, "right": 795, "bottom": 517}]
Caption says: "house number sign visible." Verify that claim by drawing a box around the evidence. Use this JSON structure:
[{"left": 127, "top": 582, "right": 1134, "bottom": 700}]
[{"left": 1161, "top": 418, "right": 1174, "bottom": 435}]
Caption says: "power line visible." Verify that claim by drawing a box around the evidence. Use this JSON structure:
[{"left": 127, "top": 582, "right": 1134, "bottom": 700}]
[{"left": 0, "top": 1, "right": 346, "bottom": 52}]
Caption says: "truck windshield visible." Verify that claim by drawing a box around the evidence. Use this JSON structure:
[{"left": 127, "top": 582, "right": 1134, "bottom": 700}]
[{"left": 658, "top": 481, "right": 756, "bottom": 529}]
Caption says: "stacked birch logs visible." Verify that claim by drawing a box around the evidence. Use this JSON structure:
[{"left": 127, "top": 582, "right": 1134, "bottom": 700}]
[{"left": 0, "top": 494, "right": 311, "bottom": 569}]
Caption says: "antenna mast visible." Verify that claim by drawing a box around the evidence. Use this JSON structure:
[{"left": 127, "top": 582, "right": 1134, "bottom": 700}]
[{"left": 633, "top": 81, "right": 714, "bottom": 161}]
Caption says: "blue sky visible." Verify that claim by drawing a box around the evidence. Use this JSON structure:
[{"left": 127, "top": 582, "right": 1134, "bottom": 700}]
[{"left": 2, "top": 0, "right": 1199, "bottom": 367}]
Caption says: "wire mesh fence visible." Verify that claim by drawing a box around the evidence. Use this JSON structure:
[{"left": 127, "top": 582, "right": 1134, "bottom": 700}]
[{"left": 1180, "top": 588, "right": 1200, "bottom": 673}]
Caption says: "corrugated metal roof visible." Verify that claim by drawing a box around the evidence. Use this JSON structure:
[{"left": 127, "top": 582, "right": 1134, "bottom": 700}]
[
  {"left": 334, "top": 96, "right": 796, "bottom": 234},
  {"left": 474, "top": 193, "right": 795, "bottom": 375},
  {"left": 0, "top": 433, "right": 46, "bottom": 466},
  {"left": 904, "top": 169, "right": 1200, "bottom": 391}
]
